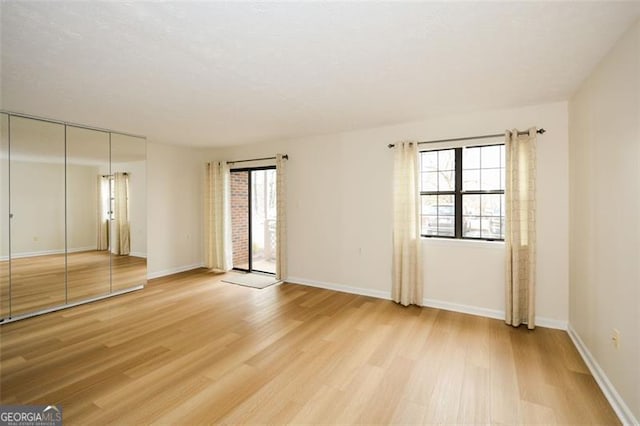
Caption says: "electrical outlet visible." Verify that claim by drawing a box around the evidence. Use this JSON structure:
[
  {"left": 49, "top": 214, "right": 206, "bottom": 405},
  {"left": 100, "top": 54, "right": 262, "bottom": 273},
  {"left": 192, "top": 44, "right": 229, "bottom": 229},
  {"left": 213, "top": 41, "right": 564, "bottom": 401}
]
[{"left": 611, "top": 329, "right": 620, "bottom": 349}]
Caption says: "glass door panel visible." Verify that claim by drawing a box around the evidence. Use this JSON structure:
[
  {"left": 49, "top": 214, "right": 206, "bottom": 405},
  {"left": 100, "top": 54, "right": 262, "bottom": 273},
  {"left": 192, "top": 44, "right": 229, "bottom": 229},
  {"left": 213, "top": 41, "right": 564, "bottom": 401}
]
[
  {"left": 251, "top": 169, "right": 276, "bottom": 274},
  {"left": 230, "top": 171, "right": 249, "bottom": 271},
  {"left": 230, "top": 168, "right": 276, "bottom": 274}
]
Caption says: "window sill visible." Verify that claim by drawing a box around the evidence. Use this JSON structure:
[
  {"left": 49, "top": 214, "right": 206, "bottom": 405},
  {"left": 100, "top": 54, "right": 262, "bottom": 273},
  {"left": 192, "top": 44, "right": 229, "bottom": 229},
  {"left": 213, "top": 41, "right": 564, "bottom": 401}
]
[{"left": 421, "top": 237, "right": 505, "bottom": 250}]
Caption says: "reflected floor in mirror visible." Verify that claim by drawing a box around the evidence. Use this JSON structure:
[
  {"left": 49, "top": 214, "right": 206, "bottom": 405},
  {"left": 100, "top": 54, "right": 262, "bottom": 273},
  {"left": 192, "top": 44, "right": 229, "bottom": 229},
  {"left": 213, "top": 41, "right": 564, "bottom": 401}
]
[{"left": 0, "top": 251, "right": 146, "bottom": 317}]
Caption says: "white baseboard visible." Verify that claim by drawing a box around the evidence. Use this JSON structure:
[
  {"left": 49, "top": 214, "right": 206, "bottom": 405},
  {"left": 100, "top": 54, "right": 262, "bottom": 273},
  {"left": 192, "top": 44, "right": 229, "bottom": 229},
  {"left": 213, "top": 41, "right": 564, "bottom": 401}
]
[
  {"left": 535, "top": 316, "right": 568, "bottom": 330},
  {"left": 422, "top": 298, "right": 567, "bottom": 330},
  {"left": 567, "top": 325, "right": 638, "bottom": 425},
  {"left": 285, "top": 277, "right": 566, "bottom": 330},
  {"left": 10, "top": 248, "right": 65, "bottom": 258},
  {"left": 422, "top": 298, "right": 504, "bottom": 320},
  {"left": 286, "top": 276, "right": 392, "bottom": 301},
  {"left": 1, "top": 247, "right": 147, "bottom": 261},
  {"left": 68, "top": 246, "right": 97, "bottom": 254},
  {"left": 147, "top": 263, "right": 204, "bottom": 280}
]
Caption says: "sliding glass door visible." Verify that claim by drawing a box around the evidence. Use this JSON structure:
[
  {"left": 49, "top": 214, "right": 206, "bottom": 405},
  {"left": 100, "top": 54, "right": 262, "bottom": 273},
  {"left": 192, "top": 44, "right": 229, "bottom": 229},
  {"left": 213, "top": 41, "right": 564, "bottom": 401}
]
[{"left": 230, "top": 167, "right": 276, "bottom": 274}]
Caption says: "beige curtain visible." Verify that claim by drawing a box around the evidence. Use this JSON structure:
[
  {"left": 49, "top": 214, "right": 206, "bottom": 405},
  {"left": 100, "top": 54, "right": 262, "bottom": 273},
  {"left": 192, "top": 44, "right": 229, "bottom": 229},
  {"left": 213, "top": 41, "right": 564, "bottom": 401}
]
[
  {"left": 97, "top": 175, "right": 110, "bottom": 251},
  {"left": 275, "top": 154, "right": 287, "bottom": 280},
  {"left": 205, "top": 161, "right": 232, "bottom": 272},
  {"left": 392, "top": 141, "right": 423, "bottom": 306},
  {"left": 505, "top": 128, "right": 537, "bottom": 329},
  {"left": 112, "top": 172, "right": 130, "bottom": 255}
]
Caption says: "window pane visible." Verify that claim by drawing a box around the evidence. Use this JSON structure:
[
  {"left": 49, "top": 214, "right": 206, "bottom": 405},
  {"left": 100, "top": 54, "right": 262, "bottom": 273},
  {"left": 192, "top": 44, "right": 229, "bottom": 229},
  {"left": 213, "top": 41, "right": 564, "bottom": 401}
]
[
  {"left": 500, "top": 145, "right": 505, "bottom": 167},
  {"left": 481, "top": 217, "right": 501, "bottom": 239},
  {"left": 463, "top": 194, "right": 480, "bottom": 216},
  {"left": 438, "top": 149, "right": 455, "bottom": 171},
  {"left": 438, "top": 170, "right": 455, "bottom": 191},
  {"left": 438, "top": 194, "right": 454, "bottom": 211},
  {"left": 421, "top": 151, "right": 437, "bottom": 172},
  {"left": 421, "top": 195, "right": 437, "bottom": 216},
  {"left": 463, "top": 216, "right": 481, "bottom": 238},
  {"left": 437, "top": 215, "right": 455, "bottom": 236},
  {"left": 501, "top": 194, "right": 505, "bottom": 216},
  {"left": 463, "top": 169, "right": 480, "bottom": 191},
  {"left": 423, "top": 215, "right": 438, "bottom": 235},
  {"left": 481, "top": 145, "right": 501, "bottom": 168},
  {"left": 481, "top": 168, "right": 501, "bottom": 190},
  {"left": 481, "top": 194, "right": 501, "bottom": 216},
  {"left": 422, "top": 172, "right": 437, "bottom": 191},
  {"left": 463, "top": 147, "right": 480, "bottom": 169},
  {"left": 500, "top": 168, "right": 505, "bottom": 190}
]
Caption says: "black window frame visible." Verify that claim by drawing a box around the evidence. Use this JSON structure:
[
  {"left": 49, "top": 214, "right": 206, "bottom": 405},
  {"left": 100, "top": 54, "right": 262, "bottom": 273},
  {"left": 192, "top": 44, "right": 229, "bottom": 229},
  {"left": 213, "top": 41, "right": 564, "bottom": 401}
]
[{"left": 420, "top": 143, "right": 505, "bottom": 242}]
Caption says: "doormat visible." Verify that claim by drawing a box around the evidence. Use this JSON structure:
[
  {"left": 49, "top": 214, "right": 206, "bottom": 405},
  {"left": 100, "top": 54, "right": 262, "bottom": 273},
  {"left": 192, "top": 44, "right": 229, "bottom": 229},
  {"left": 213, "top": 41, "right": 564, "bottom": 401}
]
[{"left": 222, "top": 273, "right": 281, "bottom": 289}]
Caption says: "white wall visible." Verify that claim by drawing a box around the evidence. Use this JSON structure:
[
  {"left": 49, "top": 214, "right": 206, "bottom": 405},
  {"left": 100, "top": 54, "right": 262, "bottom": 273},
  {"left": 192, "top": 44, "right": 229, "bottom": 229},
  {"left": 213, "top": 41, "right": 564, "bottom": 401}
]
[
  {"left": 569, "top": 19, "right": 640, "bottom": 422},
  {"left": 207, "top": 101, "right": 569, "bottom": 326},
  {"left": 9, "top": 160, "right": 65, "bottom": 255},
  {"left": 6, "top": 161, "right": 98, "bottom": 256},
  {"left": 66, "top": 163, "right": 99, "bottom": 251},
  {"left": 146, "top": 141, "right": 204, "bottom": 278}
]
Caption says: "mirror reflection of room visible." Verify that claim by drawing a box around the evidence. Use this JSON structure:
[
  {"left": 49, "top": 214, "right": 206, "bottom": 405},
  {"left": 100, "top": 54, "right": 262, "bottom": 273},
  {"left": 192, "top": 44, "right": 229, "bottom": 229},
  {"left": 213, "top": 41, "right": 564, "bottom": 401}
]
[
  {"left": 0, "top": 113, "right": 147, "bottom": 321},
  {"left": 110, "top": 133, "right": 147, "bottom": 292},
  {"left": 8, "top": 116, "right": 66, "bottom": 315},
  {"left": 66, "top": 126, "right": 110, "bottom": 302}
]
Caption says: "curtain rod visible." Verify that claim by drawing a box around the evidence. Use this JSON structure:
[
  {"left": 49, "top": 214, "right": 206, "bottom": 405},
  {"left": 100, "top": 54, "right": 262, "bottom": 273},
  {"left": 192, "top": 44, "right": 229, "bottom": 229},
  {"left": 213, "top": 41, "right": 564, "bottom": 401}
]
[
  {"left": 387, "top": 128, "right": 546, "bottom": 149},
  {"left": 101, "top": 173, "right": 128, "bottom": 177},
  {"left": 226, "top": 154, "right": 288, "bottom": 164}
]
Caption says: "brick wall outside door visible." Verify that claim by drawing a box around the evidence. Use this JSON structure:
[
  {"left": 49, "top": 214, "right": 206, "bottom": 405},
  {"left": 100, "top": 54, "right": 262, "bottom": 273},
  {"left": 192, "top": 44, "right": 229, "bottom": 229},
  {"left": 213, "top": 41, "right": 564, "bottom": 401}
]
[{"left": 230, "top": 171, "right": 248, "bottom": 267}]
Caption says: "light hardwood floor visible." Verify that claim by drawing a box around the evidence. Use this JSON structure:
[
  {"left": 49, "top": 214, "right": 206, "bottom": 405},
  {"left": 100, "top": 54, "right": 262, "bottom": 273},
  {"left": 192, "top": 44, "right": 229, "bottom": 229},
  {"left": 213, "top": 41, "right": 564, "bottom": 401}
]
[
  {"left": 0, "top": 269, "right": 619, "bottom": 424},
  {"left": 0, "top": 251, "right": 146, "bottom": 317}
]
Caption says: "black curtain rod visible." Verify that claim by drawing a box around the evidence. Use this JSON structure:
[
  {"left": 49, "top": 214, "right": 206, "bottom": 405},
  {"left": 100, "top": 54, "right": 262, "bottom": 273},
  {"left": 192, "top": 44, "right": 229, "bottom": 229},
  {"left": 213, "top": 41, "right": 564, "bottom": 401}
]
[
  {"left": 101, "top": 173, "right": 128, "bottom": 177},
  {"left": 226, "top": 154, "right": 288, "bottom": 164},
  {"left": 387, "top": 128, "right": 546, "bottom": 149}
]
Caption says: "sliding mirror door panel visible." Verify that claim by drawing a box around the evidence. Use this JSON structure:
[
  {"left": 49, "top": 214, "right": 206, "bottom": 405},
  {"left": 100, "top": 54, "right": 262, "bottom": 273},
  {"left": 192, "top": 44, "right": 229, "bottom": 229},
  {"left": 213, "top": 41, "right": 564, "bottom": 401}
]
[
  {"left": 0, "top": 113, "right": 9, "bottom": 319},
  {"left": 66, "top": 126, "right": 111, "bottom": 302},
  {"left": 110, "top": 133, "right": 146, "bottom": 291},
  {"left": 9, "top": 117, "right": 66, "bottom": 315}
]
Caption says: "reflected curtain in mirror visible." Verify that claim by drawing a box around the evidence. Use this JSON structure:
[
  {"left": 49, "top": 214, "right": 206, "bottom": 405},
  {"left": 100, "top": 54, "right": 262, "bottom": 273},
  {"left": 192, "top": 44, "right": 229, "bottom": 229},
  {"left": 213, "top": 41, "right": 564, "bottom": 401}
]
[
  {"left": 97, "top": 175, "right": 110, "bottom": 251},
  {"left": 112, "top": 172, "right": 130, "bottom": 255}
]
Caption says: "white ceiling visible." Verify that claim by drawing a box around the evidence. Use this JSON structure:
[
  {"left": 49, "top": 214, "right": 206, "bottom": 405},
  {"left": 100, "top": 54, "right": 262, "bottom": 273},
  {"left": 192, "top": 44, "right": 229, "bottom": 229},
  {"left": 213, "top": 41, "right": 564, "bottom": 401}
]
[{"left": 2, "top": 1, "right": 640, "bottom": 147}]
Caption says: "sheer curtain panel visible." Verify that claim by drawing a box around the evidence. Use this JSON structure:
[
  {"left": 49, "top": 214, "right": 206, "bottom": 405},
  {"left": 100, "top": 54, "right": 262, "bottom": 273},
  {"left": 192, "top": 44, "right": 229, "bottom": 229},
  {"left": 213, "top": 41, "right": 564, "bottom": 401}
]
[
  {"left": 505, "top": 128, "right": 537, "bottom": 329},
  {"left": 275, "top": 154, "right": 287, "bottom": 281},
  {"left": 97, "top": 175, "right": 110, "bottom": 251},
  {"left": 392, "top": 141, "right": 423, "bottom": 306},
  {"left": 205, "top": 161, "right": 232, "bottom": 272},
  {"left": 113, "top": 172, "right": 130, "bottom": 255}
]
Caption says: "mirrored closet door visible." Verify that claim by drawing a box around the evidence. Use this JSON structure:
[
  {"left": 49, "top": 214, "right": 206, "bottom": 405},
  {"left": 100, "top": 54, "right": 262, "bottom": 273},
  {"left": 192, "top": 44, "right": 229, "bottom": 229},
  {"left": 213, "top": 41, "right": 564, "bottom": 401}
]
[
  {"left": 66, "top": 126, "right": 111, "bottom": 302},
  {"left": 110, "top": 134, "right": 147, "bottom": 292},
  {"left": 10, "top": 116, "right": 67, "bottom": 315},
  {"left": 0, "top": 112, "right": 147, "bottom": 323},
  {"left": 1, "top": 113, "right": 10, "bottom": 318}
]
